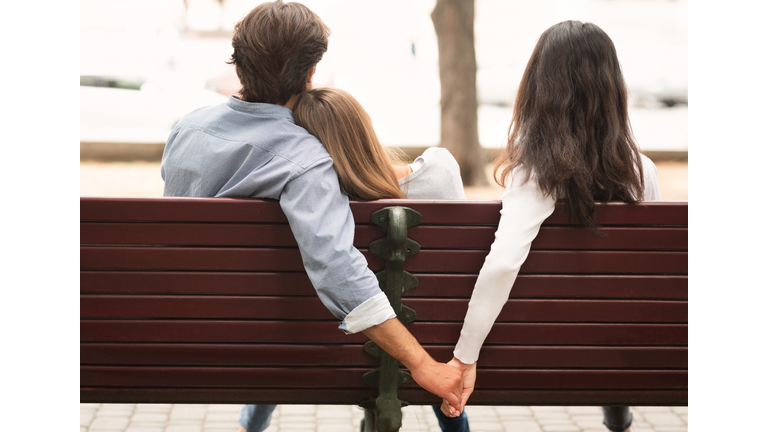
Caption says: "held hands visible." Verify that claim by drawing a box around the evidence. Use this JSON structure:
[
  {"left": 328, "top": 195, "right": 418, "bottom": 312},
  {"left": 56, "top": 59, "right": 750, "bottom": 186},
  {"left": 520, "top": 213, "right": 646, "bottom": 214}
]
[
  {"left": 440, "top": 357, "right": 477, "bottom": 417},
  {"left": 409, "top": 358, "right": 464, "bottom": 410}
]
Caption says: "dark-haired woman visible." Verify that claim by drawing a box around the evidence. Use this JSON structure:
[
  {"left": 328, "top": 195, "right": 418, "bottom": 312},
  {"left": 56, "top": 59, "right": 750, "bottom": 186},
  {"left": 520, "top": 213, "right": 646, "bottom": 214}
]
[{"left": 442, "top": 21, "right": 661, "bottom": 432}]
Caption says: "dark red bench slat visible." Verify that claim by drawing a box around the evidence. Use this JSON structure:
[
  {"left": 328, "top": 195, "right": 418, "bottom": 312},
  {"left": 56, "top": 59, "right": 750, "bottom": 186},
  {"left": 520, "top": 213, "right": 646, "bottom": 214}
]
[
  {"left": 81, "top": 344, "right": 687, "bottom": 368},
  {"left": 81, "top": 321, "right": 687, "bottom": 345},
  {"left": 80, "top": 295, "right": 687, "bottom": 323},
  {"left": 80, "top": 387, "right": 686, "bottom": 406},
  {"left": 81, "top": 222, "right": 687, "bottom": 251},
  {"left": 80, "top": 247, "right": 687, "bottom": 274},
  {"left": 81, "top": 197, "right": 688, "bottom": 226},
  {"left": 401, "top": 389, "right": 688, "bottom": 407},
  {"left": 81, "top": 272, "right": 688, "bottom": 300},
  {"left": 81, "top": 366, "right": 686, "bottom": 390}
]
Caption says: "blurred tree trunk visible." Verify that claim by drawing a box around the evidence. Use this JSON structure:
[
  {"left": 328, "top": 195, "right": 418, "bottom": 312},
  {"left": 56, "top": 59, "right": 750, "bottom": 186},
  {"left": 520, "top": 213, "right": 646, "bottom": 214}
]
[{"left": 431, "top": 0, "right": 486, "bottom": 186}]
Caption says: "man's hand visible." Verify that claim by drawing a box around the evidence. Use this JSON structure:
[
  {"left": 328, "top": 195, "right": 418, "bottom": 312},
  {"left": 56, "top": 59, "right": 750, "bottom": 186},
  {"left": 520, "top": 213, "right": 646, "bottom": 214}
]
[
  {"left": 408, "top": 358, "right": 463, "bottom": 409},
  {"left": 440, "top": 357, "right": 477, "bottom": 417},
  {"left": 362, "top": 318, "right": 463, "bottom": 407}
]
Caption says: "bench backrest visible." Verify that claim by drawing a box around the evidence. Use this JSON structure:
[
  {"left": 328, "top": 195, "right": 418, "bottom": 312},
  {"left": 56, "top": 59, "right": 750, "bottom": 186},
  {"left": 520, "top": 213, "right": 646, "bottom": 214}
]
[{"left": 81, "top": 197, "right": 688, "bottom": 406}]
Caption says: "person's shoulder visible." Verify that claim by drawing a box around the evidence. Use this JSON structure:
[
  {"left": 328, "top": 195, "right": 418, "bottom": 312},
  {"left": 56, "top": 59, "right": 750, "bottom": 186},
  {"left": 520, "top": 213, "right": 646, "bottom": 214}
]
[
  {"left": 639, "top": 153, "right": 658, "bottom": 174},
  {"left": 420, "top": 146, "right": 459, "bottom": 164}
]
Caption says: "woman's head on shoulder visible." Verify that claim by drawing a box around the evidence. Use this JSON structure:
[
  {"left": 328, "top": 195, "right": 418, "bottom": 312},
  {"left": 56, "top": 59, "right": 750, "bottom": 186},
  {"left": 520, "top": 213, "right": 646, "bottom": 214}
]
[
  {"left": 293, "top": 87, "right": 406, "bottom": 200},
  {"left": 498, "top": 20, "right": 644, "bottom": 233}
]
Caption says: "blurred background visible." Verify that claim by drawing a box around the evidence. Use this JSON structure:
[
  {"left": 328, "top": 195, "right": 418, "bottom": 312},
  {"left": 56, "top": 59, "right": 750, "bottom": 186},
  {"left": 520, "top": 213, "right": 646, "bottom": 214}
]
[{"left": 80, "top": 0, "right": 688, "bottom": 199}]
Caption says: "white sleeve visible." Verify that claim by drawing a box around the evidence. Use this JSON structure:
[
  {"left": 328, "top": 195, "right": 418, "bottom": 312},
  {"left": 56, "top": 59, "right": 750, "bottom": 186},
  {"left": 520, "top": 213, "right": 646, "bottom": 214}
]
[
  {"left": 640, "top": 154, "right": 662, "bottom": 201},
  {"left": 453, "top": 174, "right": 556, "bottom": 364}
]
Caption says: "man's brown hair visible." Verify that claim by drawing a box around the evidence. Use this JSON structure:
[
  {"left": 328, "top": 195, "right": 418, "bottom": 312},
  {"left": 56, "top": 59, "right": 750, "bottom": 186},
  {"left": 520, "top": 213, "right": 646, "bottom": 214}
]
[{"left": 227, "top": 1, "right": 330, "bottom": 105}]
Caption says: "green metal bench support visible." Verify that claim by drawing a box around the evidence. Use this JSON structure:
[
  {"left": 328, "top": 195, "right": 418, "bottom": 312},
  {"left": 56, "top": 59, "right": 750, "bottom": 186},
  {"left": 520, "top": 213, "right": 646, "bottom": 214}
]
[{"left": 359, "top": 206, "right": 422, "bottom": 432}]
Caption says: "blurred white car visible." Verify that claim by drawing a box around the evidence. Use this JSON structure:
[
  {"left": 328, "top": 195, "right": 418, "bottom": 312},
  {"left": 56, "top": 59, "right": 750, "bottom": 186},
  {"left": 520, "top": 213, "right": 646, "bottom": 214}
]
[{"left": 80, "top": 74, "right": 228, "bottom": 143}]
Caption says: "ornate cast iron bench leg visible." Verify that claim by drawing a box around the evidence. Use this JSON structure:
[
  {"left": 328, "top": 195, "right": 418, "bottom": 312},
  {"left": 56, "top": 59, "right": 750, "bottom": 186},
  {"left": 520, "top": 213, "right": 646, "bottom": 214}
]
[{"left": 359, "top": 206, "right": 421, "bottom": 432}]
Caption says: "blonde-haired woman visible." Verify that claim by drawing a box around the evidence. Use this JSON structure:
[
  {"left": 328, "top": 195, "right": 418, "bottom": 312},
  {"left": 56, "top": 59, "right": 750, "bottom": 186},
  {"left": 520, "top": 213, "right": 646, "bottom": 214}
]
[
  {"left": 294, "top": 87, "right": 464, "bottom": 201},
  {"left": 296, "top": 86, "right": 469, "bottom": 432}
]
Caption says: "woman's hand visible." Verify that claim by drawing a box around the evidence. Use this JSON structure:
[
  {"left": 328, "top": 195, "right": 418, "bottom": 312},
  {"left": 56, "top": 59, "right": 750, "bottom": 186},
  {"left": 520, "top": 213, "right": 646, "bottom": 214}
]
[{"left": 440, "top": 357, "right": 477, "bottom": 417}]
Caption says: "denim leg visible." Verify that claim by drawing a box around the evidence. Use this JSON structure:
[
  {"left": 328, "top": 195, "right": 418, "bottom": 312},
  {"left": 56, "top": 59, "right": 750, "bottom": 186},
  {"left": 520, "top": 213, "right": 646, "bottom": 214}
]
[
  {"left": 602, "top": 406, "right": 632, "bottom": 432},
  {"left": 432, "top": 405, "right": 470, "bottom": 432},
  {"left": 238, "top": 404, "right": 277, "bottom": 432}
]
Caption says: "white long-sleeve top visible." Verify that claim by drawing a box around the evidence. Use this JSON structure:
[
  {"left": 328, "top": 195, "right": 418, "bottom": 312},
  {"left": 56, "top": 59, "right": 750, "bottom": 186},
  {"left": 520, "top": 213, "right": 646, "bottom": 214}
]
[{"left": 453, "top": 154, "right": 661, "bottom": 364}]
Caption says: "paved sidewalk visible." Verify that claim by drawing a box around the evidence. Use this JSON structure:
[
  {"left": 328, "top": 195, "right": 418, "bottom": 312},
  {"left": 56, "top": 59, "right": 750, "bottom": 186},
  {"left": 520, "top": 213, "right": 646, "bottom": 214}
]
[{"left": 80, "top": 404, "right": 687, "bottom": 432}]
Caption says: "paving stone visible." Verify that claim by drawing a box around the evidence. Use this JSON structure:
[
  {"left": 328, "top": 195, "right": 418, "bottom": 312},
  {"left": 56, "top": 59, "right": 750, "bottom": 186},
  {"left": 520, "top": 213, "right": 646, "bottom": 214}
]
[
  {"left": 495, "top": 406, "right": 533, "bottom": 416},
  {"left": 134, "top": 404, "right": 172, "bottom": 412},
  {"left": 81, "top": 412, "right": 95, "bottom": 427},
  {"left": 278, "top": 421, "right": 317, "bottom": 429},
  {"left": 465, "top": 406, "right": 500, "bottom": 417},
  {"left": 532, "top": 412, "right": 570, "bottom": 419},
  {"left": 164, "top": 426, "right": 203, "bottom": 432},
  {"left": 317, "top": 423, "right": 356, "bottom": 432},
  {"left": 498, "top": 415, "right": 537, "bottom": 422},
  {"left": 101, "top": 404, "right": 137, "bottom": 410},
  {"left": 262, "top": 426, "right": 278, "bottom": 432},
  {"left": 316, "top": 408, "right": 352, "bottom": 418},
  {"left": 654, "top": 427, "right": 688, "bottom": 432},
  {"left": 82, "top": 403, "right": 102, "bottom": 409},
  {"left": 203, "top": 421, "right": 240, "bottom": 428},
  {"left": 541, "top": 425, "right": 580, "bottom": 432},
  {"left": 90, "top": 416, "right": 130, "bottom": 430},
  {"left": 576, "top": 419, "right": 606, "bottom": 429},
  {"left": 170, "top": 406, "right": 207, "bottom": 420},
  {"left": 565, "top": 406, "right": 602, "bottom": 414},
  {"left": 537, "top": 418, "right": 575, "bottom": 425},
  {"left": 96, "top": 408, "right": 135, "bottom": 417},
  {"left": 680, "top": 414, "right": 688, "bottom": 423},
  {"left": 501, "top": 420, "right": 543, "bottom": 432},
  {"left": 644, "top": 413, "right": 685, "bottom": 426},
  {"left": 633, "top": 428, "right": 655, "bottom": 432},
  {"left": 530, "top": 407, "right": 567, "bottom": 413},
  {"left": 467, "top": 421, "right": 504, "bottom": 431},
  {"left": 635, "top": 406, "right": 672, "bottom": 413},
  {"left": 130, "top": 413, "right": 169, "bottom": 423},
  {"left": 275, "top": 414, "right": 315, "bottom": 423},
  {"left": 279, "top": 404, "right": 317, "bottom": 415},
  {"left": 671, "top": 406, "right": 688, "bottom": 415},
  {"left": 205, "top": 412, "right": 241, "bottom": 422},
  {"left": 571, "top": 414, "right": 603, "bottom": 422},
  {"left": 206, "top": 404, "right": 243, "bottom": 413},
  {"left": 125, "top": 427, "right": 164, "bottom": 432},
  {"left": 81, "top": 428, "right": 87, "bottom": 432}
]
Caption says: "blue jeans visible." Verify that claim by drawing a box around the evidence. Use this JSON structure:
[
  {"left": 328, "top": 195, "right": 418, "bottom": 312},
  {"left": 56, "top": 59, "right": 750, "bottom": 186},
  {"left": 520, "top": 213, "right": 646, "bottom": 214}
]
[
  {"left": 238, "top": 404, "right": 469, "bottom": 432},
  {"left": 238, "top": 404, "right": 277, "bottom": 432},
  {"left": 432, "top": 405, "right": 470, "bottom": 432}
]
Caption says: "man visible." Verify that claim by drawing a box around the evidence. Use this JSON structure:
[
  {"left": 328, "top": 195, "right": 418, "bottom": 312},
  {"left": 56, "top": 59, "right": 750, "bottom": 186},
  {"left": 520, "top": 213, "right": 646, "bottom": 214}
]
[{"left": 160, "top": 2, "right": 465, "bottom": 431}]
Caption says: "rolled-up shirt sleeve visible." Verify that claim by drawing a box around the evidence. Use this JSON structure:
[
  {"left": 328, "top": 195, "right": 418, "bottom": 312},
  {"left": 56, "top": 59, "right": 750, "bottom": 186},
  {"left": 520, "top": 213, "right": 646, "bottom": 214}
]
[{"left": 279, "top": 157, "right": 396, "bottom": 334}]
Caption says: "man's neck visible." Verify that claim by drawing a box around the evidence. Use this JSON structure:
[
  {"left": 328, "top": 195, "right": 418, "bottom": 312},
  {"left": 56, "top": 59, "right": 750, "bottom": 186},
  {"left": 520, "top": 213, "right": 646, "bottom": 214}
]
[{"left": 280, "top": 94, "right": 301, "bottom": 111}]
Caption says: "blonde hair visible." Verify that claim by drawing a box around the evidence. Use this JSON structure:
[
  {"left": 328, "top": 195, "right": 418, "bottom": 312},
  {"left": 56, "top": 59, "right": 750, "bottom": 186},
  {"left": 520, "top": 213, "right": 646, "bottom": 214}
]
[{"left": 293, "top": 87, "right": 407, "bottom": 200}]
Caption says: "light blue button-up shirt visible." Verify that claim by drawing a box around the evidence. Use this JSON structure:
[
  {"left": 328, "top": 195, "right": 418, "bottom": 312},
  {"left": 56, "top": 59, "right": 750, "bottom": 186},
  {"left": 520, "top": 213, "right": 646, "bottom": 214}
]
[{"left": 161, "top": 96, "right": 396, "bottom": 333}]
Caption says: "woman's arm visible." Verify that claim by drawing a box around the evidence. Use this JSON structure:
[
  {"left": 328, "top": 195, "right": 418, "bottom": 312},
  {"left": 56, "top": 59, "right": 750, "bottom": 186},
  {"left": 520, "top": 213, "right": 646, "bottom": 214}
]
[{"left": 454, "top": 176, "right": 556, "bottom": 364}]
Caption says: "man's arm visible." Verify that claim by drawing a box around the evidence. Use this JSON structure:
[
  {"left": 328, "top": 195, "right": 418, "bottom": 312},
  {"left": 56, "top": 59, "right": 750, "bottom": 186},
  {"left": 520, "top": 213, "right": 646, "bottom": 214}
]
[
  {"left": 363, "top": 318, "right": 463, "bottom": 408},
  {"left": 279, "top": 158, "right": 461, "bottom": 403}
]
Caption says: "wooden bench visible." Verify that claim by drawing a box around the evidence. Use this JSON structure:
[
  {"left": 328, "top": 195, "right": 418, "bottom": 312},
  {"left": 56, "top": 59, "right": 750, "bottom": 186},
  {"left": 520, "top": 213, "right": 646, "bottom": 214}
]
[{"left": 80, "top": 197, "right": 688, "bottom": 430}]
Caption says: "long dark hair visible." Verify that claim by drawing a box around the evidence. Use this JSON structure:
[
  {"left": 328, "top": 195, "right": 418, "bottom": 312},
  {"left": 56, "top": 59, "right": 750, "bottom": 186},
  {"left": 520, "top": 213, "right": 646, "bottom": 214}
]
[{"left": 495, "top": 21, "right": 644, "bottom": 233}]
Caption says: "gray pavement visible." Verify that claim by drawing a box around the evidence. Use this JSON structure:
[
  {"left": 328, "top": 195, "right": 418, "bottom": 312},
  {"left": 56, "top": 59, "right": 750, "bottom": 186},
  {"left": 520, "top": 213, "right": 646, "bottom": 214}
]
[{"left": 80, "top": 404, "right": 687, "bottom": 432}]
